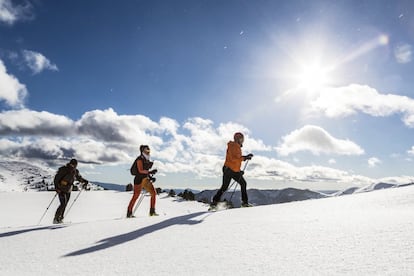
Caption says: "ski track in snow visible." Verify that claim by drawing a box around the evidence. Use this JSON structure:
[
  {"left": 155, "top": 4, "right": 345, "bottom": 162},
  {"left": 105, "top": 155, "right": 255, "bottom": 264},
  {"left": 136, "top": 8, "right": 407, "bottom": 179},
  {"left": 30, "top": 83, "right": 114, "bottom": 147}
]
[{"left": 0, "top": 187, "right": 414, "bottom": 275}]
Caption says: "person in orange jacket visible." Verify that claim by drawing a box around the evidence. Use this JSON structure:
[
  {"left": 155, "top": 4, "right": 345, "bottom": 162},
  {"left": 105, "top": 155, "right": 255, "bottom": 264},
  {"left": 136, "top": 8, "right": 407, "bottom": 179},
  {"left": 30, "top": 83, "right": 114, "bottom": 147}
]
[
  {"left": 127, "top": 145, "right": 158, "bottom": 217},
  {"left": 210, "top": 132, "right": 253, "bottom": 208}
]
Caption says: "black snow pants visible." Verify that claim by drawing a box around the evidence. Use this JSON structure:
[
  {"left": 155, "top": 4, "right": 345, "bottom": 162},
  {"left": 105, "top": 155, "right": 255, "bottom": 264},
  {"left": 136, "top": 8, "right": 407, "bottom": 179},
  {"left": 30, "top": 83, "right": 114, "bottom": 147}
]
[
  {"left": 212, "top": 166, "right": 248, "bottom": 204},
  {"left": 54, "top": 192, "right": 71, "bottom": 220}
]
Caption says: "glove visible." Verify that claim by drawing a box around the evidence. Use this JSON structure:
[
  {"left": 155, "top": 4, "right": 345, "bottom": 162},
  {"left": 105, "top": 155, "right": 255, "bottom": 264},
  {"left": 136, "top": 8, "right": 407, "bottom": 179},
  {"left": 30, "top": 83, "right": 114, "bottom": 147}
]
[
  {"left": 149, "top": 177, "right": 156, "bottom": 183},
  {"left": 83, "top": 180, "right": 89, "bottom": 185},
  {"left": 240, "top": 171, "right": 245, "bottom": 176},
  {"left": 244, "top": 153, "right": 253, "bottom": 160},
  {"left": 149, "top": 169, "right": 158, "bottom": 175}
]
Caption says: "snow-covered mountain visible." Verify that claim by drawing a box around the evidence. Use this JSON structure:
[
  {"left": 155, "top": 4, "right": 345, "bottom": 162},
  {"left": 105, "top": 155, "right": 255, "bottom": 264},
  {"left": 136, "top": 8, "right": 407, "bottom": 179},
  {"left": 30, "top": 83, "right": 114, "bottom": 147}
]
[
  {"left": 195, "top": 187, "right": 327, "bottom": 207},
  {"left": 0, "top": 160, "right": 103, "bottom": 192},
  {"left": 0, "top": 160, "right": 55, "bottom": 192},
  {"left": 2, "top": 160, "right": 413, "bottom": 209},
  {"left": 1, "top": 185, "right": 413, "bottom": 275}
]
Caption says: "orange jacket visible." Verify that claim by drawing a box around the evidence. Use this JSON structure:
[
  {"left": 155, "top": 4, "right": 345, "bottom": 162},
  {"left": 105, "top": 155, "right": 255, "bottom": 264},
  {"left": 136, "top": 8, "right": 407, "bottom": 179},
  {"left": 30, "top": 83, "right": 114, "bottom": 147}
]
[{"left": 224, "top": 141, "right": 244, "bottom": 172}]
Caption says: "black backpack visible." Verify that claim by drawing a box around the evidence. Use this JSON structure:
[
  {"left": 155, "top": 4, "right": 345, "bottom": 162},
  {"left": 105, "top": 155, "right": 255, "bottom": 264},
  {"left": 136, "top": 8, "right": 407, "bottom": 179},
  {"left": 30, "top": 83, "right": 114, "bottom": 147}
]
[{"left": 130, "top": 157, "right": 139, "bottom": 175}]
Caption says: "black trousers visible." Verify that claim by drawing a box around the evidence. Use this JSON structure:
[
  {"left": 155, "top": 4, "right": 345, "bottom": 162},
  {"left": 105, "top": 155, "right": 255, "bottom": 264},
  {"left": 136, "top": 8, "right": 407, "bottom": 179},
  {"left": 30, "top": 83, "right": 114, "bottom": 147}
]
[
  {"left": 55, "top": 192, "right": 71, "bottom": 219},
  {"left": 212, "top": 166, "right": 248, "bottom": 204}
]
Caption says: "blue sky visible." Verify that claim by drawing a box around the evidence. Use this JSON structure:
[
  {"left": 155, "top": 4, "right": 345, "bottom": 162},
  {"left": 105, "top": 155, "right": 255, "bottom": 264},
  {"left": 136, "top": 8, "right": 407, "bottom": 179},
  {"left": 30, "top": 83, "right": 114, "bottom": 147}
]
[{"left": 1, "top": 0, "right": 414, "bottom": 190}]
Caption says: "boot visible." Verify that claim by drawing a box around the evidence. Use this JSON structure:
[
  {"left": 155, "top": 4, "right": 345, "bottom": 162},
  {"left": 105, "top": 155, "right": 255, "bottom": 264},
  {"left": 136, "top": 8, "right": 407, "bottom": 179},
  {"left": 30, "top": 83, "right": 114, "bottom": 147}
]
[
  {"left": 126, "top": 210, "right": 135, "bottom": 218},
  {"left": 53, "top": 217, "right": 62, "bottom": 224},
  {"left": 149, "top": 208, "right": 159, "bottom": 216}
]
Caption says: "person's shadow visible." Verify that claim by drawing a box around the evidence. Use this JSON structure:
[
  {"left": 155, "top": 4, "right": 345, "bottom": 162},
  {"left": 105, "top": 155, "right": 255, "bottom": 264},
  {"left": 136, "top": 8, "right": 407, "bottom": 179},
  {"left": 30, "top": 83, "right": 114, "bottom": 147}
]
[
  {"left": 0, "top": 225, "right": 66, "bottom": 238},
  {"left": 63, "top": 211, "right": 208, "bottom": 257}
]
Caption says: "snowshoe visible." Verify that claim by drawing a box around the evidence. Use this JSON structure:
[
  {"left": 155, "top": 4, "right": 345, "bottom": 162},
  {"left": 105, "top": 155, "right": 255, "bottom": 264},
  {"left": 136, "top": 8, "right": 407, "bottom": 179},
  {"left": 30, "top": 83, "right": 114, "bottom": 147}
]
[
  {"left": 208, "top": 204, "right": 217, "bottom": 212},
  {"left": 53, "top": 217, "right": 63, "bottom": 224}
]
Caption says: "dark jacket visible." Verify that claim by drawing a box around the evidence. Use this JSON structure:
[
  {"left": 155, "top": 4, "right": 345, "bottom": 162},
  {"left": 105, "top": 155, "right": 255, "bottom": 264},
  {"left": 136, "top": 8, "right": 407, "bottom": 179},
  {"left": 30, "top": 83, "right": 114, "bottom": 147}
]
[
  {"left": 134, "top": 155, "right": 153, "bottom": 185},
  {"left": 54, "top": 164, "right": 87, "bottom": 193}
]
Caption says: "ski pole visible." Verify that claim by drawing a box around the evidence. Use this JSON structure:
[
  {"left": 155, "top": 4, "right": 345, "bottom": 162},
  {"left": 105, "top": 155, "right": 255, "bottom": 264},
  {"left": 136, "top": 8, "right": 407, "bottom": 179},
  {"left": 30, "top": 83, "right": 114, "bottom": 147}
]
[
  {"left": 228, "top": 159, "right": 250, "bottom": 204},
  {"left": 64, "top": 187, "right": 83, "bottom": 218},
  {"left": 132, "top": 190, "right": 147, "bottom": 216},
  {"left": 38, "top": 192, "right": 58, "bottom": 225}
]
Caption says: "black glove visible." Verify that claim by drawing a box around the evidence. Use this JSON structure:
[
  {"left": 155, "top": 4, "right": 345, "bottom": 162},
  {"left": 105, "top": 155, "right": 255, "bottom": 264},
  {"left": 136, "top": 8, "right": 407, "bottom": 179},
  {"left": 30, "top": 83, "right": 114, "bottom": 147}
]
[
  {"left": 240, "top": 171, "right": 245, "bottom": 176},
  {"left": 244, "top": 153, "right": 253, "bottom": 160},
  {"left": 149, "top": 169, "right": 158, "bottom": 175},
  {"left": 149, "top": 177, "right": 156, "bottom": 183},
  {"left": 83, "top": 180, "right": 89, "bottom": 185}
]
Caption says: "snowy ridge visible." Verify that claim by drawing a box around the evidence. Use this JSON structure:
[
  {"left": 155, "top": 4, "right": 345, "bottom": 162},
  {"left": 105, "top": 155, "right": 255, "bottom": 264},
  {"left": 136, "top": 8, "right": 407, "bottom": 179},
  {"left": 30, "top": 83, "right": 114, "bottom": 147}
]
[
  {"left": 0, "top": 160, "right": 104, "bottom": 192},
  {"left": 0, "top": 161, "right": 54, "bottom": 192},
  {"left": 195, "top": 187, "right": 327, "bottom": 207},
  {"left": 195, "top": 182, "right": 414, "bottom": 207},
  {"left": 334, "top": 182, "right": 414, "bottom": 196}
]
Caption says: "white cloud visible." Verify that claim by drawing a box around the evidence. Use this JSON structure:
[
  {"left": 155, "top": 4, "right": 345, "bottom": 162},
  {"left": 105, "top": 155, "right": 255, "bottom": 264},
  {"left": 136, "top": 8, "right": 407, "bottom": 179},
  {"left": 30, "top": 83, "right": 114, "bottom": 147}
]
[
  {"left": 0, "top": 108, "right": 272, "bottom": 175},
  {"left": 247, "top": 155, "right": 374, "bottom": 186},
  {"left": 22, "top": 50, "right": 58, "bottom": 74},
  {"left": 0, "top": 0, "right": 33, "bottom": 25},
  {"left": 1, "top": 108, "right": 407, "bottom": 186},
  {"left": 394, "top": 43, "right": 412, "bottom": 64},
  {"left": 407, "top": 146, "right": 414, "bottom": 156},
  {"left": 0, "top": 109, "right": 73, "bottom": 135},
  {"left": 276, "top": 125, "right": 364, "bottom": 156},
  {"left": 328, "top": 159, "right": 336, "bottom": 164},
  {"left": 0, "top": 59, "right": 27, "bottom": 107},
  {"left": 310, "top": 84, "right": 414, "bottom": 127},
  {"left": 368, "top": 157, "right": 381, "bottom": 168}
]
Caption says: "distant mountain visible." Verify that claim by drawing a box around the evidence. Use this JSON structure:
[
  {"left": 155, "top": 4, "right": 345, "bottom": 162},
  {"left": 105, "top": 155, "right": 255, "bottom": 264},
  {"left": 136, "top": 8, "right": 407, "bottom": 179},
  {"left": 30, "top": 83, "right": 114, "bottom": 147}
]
[
  {"left": 92, "top": 182, "right": 126, "bottom": 191},
  {"left": 195, "top": 187, "right": 327, "bottom": 208},
  {"left": 195, "top": 182, "right": 414, "bottom": 207},
  {"left": 0, "top": 160, "right": 103, "bottom": 192},
  {"left": 2, "top": 160, "right": 414, "bottom": 209},
  {"left": 0, "top": 161, "right": 55, "bottom": 192},
  {"left": 334, "top": 182, "right": 414, "bottom": 196}
]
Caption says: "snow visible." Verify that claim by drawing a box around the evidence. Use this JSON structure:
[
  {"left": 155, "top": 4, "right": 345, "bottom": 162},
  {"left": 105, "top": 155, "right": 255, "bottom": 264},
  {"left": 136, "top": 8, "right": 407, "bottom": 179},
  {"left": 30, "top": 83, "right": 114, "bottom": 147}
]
[{"left": 1, "top": 185, "right": 414, "bottom": 275}]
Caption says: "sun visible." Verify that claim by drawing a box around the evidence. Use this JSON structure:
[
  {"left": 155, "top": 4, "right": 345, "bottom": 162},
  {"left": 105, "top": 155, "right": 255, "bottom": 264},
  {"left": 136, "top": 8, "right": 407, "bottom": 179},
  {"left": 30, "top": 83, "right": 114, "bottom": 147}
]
[{"left": 296, "top": 62, "right": 331, "bottom": 91}]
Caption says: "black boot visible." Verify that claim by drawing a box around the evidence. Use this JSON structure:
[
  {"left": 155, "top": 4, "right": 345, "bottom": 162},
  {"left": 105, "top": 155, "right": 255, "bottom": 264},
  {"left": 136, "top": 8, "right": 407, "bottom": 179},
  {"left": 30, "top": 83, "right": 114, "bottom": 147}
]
[
  {"left": 149, "top": 208, "right": 159, "bottom": 216},
  {"left": 126, "top": 210, "right": 135, "bottom": 218}
]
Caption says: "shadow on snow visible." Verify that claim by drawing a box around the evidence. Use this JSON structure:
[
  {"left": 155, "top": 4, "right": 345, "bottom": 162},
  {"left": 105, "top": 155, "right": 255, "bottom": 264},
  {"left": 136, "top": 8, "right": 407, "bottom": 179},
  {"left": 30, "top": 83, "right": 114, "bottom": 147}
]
[
  {"left": 0, "top": 225, "right": 66, "bottom": 238},
  {"left": 63, "top": 211, "right": 208, "bottom": 257}
]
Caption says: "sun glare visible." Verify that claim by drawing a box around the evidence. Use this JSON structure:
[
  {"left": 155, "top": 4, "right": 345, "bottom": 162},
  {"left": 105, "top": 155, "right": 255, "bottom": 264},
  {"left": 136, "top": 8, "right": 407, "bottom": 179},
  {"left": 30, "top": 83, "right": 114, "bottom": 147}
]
[{"left": 296, "top": 62, "right": 330, "bottom": 91}]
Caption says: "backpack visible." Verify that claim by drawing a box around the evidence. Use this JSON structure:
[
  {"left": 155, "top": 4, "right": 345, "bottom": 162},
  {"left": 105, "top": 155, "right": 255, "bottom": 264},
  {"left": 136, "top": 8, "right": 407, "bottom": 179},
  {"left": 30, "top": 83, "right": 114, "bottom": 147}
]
[{"left": 130, "top": 157, "right": 139, "bottom": 175}]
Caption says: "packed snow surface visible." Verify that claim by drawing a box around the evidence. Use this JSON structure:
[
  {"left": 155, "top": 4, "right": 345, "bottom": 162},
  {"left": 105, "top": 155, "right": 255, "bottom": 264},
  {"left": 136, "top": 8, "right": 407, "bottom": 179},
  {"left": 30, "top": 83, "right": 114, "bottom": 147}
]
[{"left": 1, "top": 186, "right": 414, "bottom": 275}]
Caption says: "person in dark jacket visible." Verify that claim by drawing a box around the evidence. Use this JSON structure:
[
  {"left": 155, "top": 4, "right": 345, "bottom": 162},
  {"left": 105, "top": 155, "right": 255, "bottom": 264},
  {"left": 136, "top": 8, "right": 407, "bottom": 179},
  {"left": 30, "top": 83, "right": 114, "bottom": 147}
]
[
  {"left": 210, "top": 132, "right": 253, "bottom": 209},
  {"left": 53, "top": 159, "right": 88, "bottom": 224},
  {"left": 127, "top": 145, "right": 158, "bottom": 217}
]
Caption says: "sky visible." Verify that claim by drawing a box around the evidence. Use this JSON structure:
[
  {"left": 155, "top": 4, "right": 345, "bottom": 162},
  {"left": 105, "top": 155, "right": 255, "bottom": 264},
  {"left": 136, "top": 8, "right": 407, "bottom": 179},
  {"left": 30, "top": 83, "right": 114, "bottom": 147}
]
[{"left": 1, "top": 0, "right": 414, "bottom": 190}]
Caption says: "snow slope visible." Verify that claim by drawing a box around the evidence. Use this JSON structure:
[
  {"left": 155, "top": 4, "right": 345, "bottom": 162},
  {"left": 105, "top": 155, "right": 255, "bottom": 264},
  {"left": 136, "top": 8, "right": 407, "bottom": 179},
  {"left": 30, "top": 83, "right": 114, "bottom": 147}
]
[
  {"left": 1, "top": 186, "right": 413, "bottom": 275},
  {"left": 0, "top": 161, "right": 54, "bottom": 192}
]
